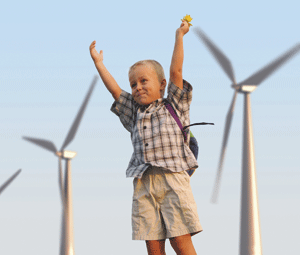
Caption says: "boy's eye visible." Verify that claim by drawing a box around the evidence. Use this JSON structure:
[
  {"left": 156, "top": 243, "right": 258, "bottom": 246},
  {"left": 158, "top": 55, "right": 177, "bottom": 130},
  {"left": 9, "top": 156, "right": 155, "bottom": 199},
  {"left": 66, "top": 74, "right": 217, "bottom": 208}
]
[
  {"left": 142, "top": 79, "right": 147, "bottom": 83},
  {"left": 131, "top": 83, "right": 137, "bottom": 88}
]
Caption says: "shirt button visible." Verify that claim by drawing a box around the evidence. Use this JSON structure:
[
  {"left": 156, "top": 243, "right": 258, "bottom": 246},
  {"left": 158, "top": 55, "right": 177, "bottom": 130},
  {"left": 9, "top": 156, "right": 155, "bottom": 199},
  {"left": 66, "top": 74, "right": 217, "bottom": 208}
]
[
  {"left": 143, "top": 126, "right": 147, "bottom": 129},
  {"left": 145, "top": 143, "right": 149, "bottom": 146}
]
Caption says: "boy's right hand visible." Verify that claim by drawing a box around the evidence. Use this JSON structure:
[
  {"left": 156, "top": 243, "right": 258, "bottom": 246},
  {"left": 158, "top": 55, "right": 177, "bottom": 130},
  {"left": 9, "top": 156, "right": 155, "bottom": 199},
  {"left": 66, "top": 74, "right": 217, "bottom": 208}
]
[
  {"left": 176, "top": 20, "right": 189, "bottom": 37},
  {"left": 89, "top": 40, "right": 103, "bottom": 63}
]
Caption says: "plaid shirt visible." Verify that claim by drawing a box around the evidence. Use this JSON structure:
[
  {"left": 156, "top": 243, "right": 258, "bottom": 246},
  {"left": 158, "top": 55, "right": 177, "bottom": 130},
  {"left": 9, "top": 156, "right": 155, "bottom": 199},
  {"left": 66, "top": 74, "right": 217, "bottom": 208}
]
[{"left": 111, "top": 79, "right": 198, "bottom": 178}]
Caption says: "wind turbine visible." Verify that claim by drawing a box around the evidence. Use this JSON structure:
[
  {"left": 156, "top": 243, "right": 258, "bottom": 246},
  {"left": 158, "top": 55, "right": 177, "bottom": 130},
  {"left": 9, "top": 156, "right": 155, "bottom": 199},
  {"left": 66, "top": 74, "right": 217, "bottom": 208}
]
[
  {"left": 194, "top": 27, "right": 300, "bottom": 255},
  {"left": 0, "top": 169, "right": 22, "bottom": 195},
  {"left": 22, "top": 76, "right": 98, "bottom": 255}
]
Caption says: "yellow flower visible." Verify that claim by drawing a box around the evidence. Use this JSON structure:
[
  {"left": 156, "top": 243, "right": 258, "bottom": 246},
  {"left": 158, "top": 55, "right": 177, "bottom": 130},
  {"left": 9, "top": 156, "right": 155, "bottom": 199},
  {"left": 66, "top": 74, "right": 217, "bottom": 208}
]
[{"left": 181, "top": 14, "right": 193, "bottom": 27}]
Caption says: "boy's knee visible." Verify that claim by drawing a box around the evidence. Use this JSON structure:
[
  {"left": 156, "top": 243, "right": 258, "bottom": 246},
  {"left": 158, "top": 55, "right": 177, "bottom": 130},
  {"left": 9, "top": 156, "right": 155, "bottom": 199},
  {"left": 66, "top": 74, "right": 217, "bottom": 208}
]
[
  {"left": 146, "top": 240, "right": 166, "bottom": 255},
  {"left": 169, "top": 234, "right": 197, "bottom": 255}
]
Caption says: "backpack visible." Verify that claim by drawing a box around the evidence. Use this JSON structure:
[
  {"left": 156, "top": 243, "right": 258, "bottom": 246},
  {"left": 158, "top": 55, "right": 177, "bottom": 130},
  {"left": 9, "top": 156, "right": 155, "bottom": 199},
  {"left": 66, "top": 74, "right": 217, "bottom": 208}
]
[{"left": 164, "top": 99, "right": 214, "bottom": 176}]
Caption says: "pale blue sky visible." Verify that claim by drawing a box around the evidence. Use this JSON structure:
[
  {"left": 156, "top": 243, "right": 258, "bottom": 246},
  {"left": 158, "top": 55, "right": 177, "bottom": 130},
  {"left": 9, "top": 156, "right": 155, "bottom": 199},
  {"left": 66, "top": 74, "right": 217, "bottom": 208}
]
[{"left": 1, "top": 0, "right": 299, "bottom": 254}]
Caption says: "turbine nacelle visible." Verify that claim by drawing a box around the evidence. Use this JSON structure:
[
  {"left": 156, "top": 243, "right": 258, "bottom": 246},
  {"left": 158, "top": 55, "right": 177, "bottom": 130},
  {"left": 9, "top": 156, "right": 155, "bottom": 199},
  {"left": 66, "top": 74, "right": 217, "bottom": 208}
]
[
  {"left": 56, "top": 151, "right": 77, "bottom": 159},
  {"left": 232, "top": 84, "right": 258, "bottom": 93}
]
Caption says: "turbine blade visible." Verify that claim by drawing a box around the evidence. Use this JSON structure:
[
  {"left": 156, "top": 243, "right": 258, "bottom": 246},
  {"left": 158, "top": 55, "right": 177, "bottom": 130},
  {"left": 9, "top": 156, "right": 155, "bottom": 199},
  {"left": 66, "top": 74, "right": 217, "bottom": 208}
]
[
  {"left": 0, "top": 169, "right": 22, "bottom": 195},
  {"left": 238, "top": 43, "right": 300, "bottom": 86},
  {"left": 211, "top": 91, "right": 238, "bottom": 203},
  {"left": 23, "top": 136, "right": 57, "bottom": 154},
  {"left": 60, "top": 76, "right": 98, "bottom": 151},
  {"left": 194, "top": 27, "right": 236, "bottom": 84}
]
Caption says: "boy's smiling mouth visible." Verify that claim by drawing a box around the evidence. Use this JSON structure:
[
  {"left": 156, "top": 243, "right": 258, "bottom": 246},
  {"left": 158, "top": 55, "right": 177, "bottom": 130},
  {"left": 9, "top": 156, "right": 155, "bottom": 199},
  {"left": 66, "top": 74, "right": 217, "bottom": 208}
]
[{"left": 137, "top": 92, "right": 147, "bottom": 97}]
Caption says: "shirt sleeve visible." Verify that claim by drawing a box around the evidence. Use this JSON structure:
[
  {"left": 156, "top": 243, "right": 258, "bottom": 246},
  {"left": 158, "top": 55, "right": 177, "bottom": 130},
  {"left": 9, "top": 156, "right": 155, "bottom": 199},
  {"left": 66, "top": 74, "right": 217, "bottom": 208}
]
[
  {"left": 167, "top": 79, "right": 193, "bottom": 118},
  {"left": 110, "top": 90, "right": 137, "bottom": 133}
]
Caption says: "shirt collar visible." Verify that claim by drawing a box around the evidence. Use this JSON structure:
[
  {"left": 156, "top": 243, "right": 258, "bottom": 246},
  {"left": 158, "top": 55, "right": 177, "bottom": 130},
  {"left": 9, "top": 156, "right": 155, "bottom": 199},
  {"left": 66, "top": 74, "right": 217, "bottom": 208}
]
[{"left": 137, "top": 98, "right": 163, "bottom": 112}]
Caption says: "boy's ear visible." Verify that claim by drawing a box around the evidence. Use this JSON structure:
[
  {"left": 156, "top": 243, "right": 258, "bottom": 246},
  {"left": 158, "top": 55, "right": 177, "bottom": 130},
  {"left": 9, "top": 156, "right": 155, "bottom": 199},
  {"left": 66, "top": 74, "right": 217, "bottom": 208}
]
[{"left": 160, "top": 79, "right": 167, "bottom": 91}]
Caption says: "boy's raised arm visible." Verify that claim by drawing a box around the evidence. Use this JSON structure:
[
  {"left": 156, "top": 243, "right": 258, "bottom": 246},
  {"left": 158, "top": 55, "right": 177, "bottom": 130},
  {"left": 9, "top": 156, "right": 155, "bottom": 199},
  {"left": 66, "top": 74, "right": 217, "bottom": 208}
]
[
  {"left": 170, "top": 21, "right": 190, "bottom": 90},
  {"left": 90, "top": 41, "right": 122, "bottom": 101}
]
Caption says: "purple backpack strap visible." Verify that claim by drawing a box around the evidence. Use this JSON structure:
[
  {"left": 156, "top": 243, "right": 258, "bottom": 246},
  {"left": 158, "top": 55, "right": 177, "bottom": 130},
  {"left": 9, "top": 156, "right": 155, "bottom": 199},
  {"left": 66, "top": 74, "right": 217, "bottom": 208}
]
[{"left": 164, "top": 101, "right": 188, "bottom": 142}]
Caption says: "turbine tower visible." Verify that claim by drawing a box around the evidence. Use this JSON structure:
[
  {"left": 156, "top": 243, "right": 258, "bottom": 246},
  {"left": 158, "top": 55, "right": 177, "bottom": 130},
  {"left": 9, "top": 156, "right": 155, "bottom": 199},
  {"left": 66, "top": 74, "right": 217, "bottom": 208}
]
[
  {"left": 23, "top": 76, "right": 98, "bottom": 255},
  {"left": 0, "top": 169, "right": 22, "bottom": 195},
  {"left": 194, "top": 27, "right": 300, "bottom": 255}
]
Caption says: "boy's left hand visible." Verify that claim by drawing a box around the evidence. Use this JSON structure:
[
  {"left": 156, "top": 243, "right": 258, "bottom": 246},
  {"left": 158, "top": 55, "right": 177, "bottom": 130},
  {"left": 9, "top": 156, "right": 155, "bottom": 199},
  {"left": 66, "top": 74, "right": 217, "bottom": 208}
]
[{"left": 176, "top": 20, "right": 189, "bottom": 36}]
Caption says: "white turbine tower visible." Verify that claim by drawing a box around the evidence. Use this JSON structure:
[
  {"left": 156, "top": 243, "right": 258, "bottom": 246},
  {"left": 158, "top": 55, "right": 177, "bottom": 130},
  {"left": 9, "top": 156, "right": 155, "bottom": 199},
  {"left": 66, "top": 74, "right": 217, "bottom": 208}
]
[
  {"left": 22, "top": 76, "right": 98, "bottom": 255},
  {"left": 194, "top": 27, "right": 300, "bottom": 255},
  {"left": 0, "top": 169, "right": 22, "bottom": 195}
]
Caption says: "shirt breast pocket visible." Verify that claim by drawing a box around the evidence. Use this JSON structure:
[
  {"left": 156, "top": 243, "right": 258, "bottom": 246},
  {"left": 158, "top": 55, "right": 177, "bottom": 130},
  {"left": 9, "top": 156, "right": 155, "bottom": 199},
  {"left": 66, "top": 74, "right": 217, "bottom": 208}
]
[
  {"left": 151, "top": 113, "right": 182, "bottom": 138},
  {"left": 151, "top": 113, "right": 166, "bottom": 136}
]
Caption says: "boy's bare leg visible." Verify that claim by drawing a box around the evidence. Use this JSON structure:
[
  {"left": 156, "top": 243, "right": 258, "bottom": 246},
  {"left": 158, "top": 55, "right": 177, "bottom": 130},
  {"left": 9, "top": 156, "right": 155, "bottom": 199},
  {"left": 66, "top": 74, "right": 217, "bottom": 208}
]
[
  {"left": 146, "top": 240, "right": 166, "bottom": 255},
  {"left": 169, "top": 234, "right": 197, "bottom": 255}
]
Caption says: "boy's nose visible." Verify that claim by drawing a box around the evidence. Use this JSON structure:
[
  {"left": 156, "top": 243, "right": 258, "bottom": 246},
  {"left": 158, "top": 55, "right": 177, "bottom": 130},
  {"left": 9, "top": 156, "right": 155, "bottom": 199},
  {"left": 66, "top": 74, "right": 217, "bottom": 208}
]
[{"left": 136, "top": 83, "right": 142, "bottom": 91}]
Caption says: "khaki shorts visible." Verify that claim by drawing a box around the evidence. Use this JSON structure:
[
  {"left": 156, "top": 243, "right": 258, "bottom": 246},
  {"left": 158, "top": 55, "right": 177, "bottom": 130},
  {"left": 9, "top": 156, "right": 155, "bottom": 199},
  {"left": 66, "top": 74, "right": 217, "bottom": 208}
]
[{"left": 132, "top": 166, "right": 203, "bottom": 240}]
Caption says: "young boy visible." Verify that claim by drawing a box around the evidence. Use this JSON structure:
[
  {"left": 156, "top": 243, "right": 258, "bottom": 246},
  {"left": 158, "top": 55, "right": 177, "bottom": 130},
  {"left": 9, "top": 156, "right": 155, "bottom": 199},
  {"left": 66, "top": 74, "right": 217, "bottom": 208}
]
[{"left": 90, "top": 20, "right": 202, "bottom": 255}]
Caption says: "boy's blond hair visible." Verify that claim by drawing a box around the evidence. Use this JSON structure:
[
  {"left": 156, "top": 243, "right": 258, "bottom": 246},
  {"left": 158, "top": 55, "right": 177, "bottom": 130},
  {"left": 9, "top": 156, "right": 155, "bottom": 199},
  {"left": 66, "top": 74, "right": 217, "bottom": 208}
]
[{"left": 128, "top": 60, "right": 166, "bottom": 97}]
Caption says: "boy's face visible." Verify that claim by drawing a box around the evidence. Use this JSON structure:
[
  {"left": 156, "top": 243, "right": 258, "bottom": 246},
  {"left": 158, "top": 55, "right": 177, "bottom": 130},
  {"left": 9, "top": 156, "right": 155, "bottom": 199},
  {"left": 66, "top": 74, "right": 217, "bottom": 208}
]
[{"left": 129, "top": 64, "right": 166, "bottom": 105}]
